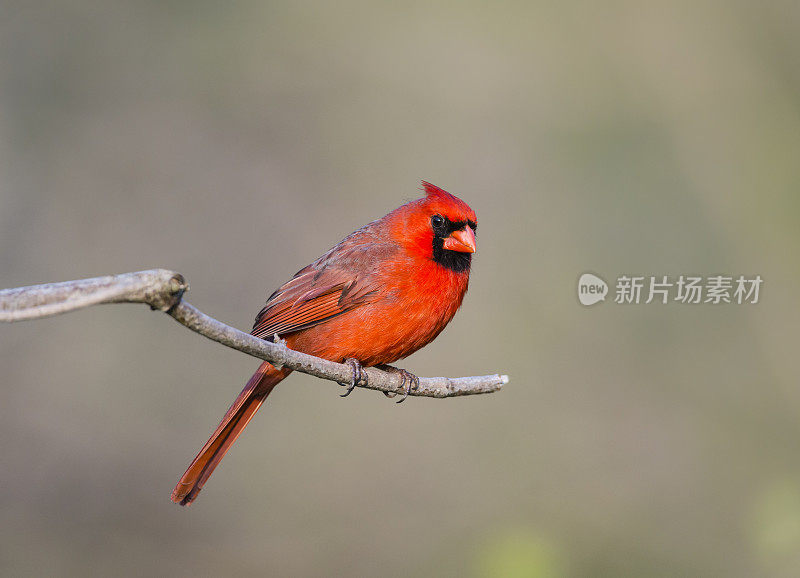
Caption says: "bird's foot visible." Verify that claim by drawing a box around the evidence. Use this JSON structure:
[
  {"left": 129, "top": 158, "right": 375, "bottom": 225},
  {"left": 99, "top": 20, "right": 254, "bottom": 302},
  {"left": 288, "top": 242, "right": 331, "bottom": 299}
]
[
  {"left": 271, "top": 334, "right": 287, "bottom": 369},
  {"left": 340, "top": 358, "right": 366, "bottom": 397},
  {"left": 377, "top": 365, "right": 420, "bottom": 403}
]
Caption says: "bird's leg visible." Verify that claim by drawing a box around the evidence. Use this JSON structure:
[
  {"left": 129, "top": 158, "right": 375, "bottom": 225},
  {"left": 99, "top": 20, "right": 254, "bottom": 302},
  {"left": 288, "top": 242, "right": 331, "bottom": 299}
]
[
  {"left": 340, "top": 358, "right": 366, "bottom": 397},
  {"left": 376, "top": 365, "right": 420, "bottom": 403}
]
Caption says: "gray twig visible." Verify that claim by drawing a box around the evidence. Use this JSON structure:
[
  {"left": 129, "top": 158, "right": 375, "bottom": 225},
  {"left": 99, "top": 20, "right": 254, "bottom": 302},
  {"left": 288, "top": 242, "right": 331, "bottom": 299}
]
[{"left": 0, "top": 269, "right": 508, "bottom": 398}]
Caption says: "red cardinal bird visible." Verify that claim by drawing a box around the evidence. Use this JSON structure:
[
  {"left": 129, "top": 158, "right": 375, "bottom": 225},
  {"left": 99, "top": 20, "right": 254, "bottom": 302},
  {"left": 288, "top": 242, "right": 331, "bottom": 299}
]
[{"left": 171, "top": 182, "right": 477, "bottom": 505}]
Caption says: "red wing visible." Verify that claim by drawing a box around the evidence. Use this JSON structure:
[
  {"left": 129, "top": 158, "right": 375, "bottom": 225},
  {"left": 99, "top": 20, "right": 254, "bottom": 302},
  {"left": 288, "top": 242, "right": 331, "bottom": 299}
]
[{"left": 251, "top": 262, "right": 383, "bottom": 340}]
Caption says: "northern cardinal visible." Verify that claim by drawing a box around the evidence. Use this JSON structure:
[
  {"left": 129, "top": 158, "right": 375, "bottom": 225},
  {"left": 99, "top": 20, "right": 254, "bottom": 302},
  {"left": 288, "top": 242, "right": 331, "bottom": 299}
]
[{"left": 172, "top": 182, "right": 477, "bottom": 505}]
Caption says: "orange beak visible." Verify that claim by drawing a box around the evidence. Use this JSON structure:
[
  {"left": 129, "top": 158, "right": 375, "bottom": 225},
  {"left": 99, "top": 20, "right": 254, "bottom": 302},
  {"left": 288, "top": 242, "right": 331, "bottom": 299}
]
[{"left": 442, "top": 227, "right": 476, "bottom": 253}]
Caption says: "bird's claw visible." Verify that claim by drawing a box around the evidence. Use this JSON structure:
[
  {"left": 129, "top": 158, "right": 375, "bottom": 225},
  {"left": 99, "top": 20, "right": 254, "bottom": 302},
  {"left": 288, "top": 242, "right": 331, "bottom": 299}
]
[
  {"left": 379, "top": 366, "right": 420, "bottom": 403},
  {"left": 340, "top": 358, "right": 366, "bottom": 397}
]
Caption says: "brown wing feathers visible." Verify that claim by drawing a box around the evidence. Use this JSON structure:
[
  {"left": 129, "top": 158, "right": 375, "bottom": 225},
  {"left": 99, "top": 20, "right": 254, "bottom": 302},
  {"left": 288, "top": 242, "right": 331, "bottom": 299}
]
[{"left": 251, "top": 266, "right": 381, "bottom": 340}]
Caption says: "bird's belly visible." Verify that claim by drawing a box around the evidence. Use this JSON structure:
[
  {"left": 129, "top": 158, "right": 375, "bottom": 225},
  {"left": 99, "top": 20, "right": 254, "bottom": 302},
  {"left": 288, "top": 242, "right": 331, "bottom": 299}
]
[{"left": 286, "top": 293, "right": 460, "bottom": 366}]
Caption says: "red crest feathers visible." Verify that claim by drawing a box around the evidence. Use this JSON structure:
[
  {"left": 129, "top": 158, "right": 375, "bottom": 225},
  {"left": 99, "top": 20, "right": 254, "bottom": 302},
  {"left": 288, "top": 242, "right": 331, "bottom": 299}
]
[
  {"left": 421, "top": 181, "right": 452, "bottom": 199},
  {"left": 420, "top": 181, "right": 476, "bottom": 223}
]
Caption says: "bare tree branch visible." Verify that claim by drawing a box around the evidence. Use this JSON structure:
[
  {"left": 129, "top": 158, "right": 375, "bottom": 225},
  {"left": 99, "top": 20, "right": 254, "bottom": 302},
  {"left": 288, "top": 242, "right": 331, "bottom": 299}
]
[{"left": 0, "top": 269, "right": 508, "bottom": 398}]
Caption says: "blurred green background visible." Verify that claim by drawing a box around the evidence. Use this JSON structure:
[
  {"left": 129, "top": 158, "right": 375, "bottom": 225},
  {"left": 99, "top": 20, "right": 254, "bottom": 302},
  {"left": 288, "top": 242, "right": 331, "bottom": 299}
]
[{"left": 2, "top": 1, "right": 800, "bottom": 576}]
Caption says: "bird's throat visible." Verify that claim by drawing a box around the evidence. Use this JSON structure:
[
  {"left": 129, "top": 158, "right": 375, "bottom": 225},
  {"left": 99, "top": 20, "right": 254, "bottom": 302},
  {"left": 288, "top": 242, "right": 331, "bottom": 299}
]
[{"left": 432, "top": 238, "right": 472, "bottom": 273}]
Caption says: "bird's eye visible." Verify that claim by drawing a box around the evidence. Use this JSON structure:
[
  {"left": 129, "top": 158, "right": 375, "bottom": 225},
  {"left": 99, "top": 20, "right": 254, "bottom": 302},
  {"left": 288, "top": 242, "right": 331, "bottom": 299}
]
[{"left": 431, "top": 214, "right": 445, "bottom": 229}]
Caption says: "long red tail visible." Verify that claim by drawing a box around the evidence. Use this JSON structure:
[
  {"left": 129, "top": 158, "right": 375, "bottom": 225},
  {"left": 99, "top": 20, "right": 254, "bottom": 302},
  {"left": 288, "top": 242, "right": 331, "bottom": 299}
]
[{"left": 171, "top": 361, "right": 292, "bottom": 506}]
